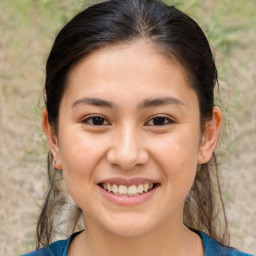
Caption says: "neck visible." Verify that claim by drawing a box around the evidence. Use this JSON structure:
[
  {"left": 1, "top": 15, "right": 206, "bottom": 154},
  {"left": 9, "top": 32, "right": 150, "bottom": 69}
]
[{"left": 69, "top": 216, "right": 203, "bottom": 256}]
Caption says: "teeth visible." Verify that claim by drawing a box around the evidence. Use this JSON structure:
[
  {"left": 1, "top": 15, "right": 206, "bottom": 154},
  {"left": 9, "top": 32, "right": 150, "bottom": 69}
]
[
  {"left": 128, "top": 185, "right": 137, "bottom": 196},
  {"left": 102, "top": 183, "right": 155, "bottom": 196},
  {"left": 112, "top": 184, "right": 118, "bottom": 195},
  {"left": 143, "top": 183, "right": 149, "bottom": 192},
  {"left": 119, "top": 185, "right": 127, "bottom": 195},
  {"left": 107, "top": 183, "right": 112, "bottom": 192},
  {"left": 137, "top": 184, "right": 144, "bottom": 194}
]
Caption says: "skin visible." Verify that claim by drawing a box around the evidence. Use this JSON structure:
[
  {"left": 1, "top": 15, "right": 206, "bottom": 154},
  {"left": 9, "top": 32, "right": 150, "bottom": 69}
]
[{"left": 42, "top": 41, "right": 222, "bottom": 256}]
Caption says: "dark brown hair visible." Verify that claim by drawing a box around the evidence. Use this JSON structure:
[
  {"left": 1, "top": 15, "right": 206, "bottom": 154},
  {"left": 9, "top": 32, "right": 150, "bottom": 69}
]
[{"left": 37, "top": 0, "right": 229, "bottom": 249}]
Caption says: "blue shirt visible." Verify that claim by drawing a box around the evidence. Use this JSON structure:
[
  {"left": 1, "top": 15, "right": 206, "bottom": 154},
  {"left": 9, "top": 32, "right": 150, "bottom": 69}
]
[{"left": 21, "top": 230, "right": 253, "bottom": 256}]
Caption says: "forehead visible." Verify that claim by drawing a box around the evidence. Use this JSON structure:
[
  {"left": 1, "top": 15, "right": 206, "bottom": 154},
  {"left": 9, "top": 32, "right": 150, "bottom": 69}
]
[{"left": 63, "top": 41, "right": 198, "bottom": 109}]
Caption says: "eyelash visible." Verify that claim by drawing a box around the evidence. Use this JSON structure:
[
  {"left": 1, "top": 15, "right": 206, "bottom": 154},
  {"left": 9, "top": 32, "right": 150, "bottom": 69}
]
[
  {"left": 82, "top": 115, "right": 174, "bottom": 126},
  {"left": 82, "top": 115, "right": 110, "bottom": 126},
  {"left": 145, "top": 115, "right": 174, "bottom": 126}
]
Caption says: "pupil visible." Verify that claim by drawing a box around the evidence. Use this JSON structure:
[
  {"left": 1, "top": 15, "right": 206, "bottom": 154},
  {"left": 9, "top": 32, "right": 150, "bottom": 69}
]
[
  {"left": 153, "top": 117, "right": 165, "bottom": 125},
  {"left": 92, "top": 117, "right": 104, "bottom": 125}
]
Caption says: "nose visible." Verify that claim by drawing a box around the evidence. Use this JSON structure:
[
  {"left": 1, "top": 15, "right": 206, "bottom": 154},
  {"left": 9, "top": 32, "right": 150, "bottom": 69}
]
[{"left": 106, "top": 125, "right": 149, "bottom": 170}]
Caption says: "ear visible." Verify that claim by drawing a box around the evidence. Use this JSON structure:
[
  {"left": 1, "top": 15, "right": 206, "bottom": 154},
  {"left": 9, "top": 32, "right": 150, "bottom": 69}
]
[
  {"left": 42, "top": 109, "right": 62, "bottom": 169},
  {"left": 197, "top": 106, "right": 222, "bottom": 164}
]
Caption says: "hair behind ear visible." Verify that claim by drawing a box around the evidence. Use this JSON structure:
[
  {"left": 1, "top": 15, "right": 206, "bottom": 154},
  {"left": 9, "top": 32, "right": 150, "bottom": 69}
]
[{"left": 184, "top": 156, "right": 229, "bottom": 246}]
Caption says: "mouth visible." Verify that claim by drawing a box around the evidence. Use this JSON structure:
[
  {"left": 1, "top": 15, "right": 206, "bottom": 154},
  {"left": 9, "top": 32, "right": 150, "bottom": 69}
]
[{"left": 98, "top": 182, "right": 159, "bottom": 197}]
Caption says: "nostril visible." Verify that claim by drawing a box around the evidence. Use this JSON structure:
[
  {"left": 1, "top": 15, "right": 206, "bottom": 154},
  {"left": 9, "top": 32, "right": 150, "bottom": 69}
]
[{"left": 106, "top": 150, "right": 149, "bottom": 170}]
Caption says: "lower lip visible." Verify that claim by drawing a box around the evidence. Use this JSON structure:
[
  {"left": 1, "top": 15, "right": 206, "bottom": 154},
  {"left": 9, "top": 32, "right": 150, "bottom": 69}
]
[{"left": 97, "top": 185, "right": 159, "bottom": 206}]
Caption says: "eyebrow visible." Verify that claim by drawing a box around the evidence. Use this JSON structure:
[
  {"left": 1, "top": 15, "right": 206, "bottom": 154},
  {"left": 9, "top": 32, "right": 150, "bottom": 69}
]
[
  {"left": 137, "top": 97, "right": 185, "bottom": 110},
  {"left": 72, "top": 97, "right": 115, "bottom": 108},
  {"left": 72, "top": 96, "right": 185, "bottom": 109}
]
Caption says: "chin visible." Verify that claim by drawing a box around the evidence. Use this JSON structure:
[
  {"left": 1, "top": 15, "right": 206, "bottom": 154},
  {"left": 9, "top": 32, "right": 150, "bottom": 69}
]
[
  {"left": 101, "top": 215, "right": 155, "bottom": 238},
  {"left": 108, "top": 225, "right": 151, "bottom": 238}
]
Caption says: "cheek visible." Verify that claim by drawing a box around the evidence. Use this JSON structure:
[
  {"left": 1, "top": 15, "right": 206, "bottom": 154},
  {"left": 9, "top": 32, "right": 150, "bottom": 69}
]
[
  {"left": 150, "top": 129, "right": 199, "bottom": 194},
  {"left": 152, "top": 128, "right": 200, "bottom": 164},
  {"left": 58, "top": 131, "right": 109, "bottom": 185},
  {"left": 58, "top": 132, "right": 109, "bottom": 208}
]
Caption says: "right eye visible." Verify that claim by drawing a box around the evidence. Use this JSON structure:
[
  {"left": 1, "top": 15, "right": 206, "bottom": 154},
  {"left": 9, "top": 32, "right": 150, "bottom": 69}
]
[
  {"left": 145, "top": 115, "right": 175, "bottom": 126},
  {"left": 82, "top": 116, "right": 110, "bottom": 126}
]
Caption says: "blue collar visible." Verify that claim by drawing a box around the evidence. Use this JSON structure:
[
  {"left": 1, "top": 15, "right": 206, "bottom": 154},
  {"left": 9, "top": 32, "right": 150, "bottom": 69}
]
[{"left": 22, "top": 230, "right": 253, "bottom": 256}]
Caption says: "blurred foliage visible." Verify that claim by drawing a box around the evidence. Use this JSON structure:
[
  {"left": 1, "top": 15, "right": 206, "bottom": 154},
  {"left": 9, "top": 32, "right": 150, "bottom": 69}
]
[
  {"left": 2, "top": 0, "right": 255, "bottom": 104},
  {"left": 3, "top": 0, "right": 255, "bottom": 55},
  {"left": 165, "top": 0, "right": 256, "bottom": 54},
  {"left": 2, "top": 0, "right": 82, "bottom": 31}
]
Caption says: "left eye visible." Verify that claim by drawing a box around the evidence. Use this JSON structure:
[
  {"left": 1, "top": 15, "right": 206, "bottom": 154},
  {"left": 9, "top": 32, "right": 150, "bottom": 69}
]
[
  {"left": 82, "top": 116, "right": 110, "bottom": 126},
  {"left": 146, "top": 116, "right": 174, "bottom": 126}
]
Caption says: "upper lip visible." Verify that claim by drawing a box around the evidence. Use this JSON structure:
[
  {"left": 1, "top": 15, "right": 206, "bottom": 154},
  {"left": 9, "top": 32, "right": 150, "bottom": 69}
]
[{"left": 98, "top": 177, "right": 160, "bottom": 186}]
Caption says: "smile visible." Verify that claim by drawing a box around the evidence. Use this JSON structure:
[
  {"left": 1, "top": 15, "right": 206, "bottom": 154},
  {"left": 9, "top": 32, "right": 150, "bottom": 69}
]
[{"left": 100, "top": 183, "right": 155, "bottom": 197}]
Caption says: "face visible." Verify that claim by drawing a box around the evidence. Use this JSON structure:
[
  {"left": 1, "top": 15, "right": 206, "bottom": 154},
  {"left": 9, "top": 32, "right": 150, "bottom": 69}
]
[{"left": 43, "top": 41, "right": 220, "bottom": 238}]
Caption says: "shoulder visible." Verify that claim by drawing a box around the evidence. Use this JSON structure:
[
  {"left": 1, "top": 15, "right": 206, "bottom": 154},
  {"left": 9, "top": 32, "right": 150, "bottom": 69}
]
[
  {"left": 198, "top": 230, "right": 254, "bottom": 256},
  {"left": 20, "top": 233, "right": 75, "bottom": 256}
]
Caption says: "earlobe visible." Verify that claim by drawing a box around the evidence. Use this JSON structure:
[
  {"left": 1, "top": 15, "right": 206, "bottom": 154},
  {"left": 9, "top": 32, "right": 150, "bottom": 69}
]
[
  {"left": 197, "top": 106, "right": 222, "bottom": 164},
  {"left": 42, "top": 109, "right": 62, "bottom": 169}
]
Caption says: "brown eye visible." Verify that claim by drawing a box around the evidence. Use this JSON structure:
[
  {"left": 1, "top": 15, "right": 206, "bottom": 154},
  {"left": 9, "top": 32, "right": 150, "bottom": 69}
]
[
  {"left": 83, "top": 116, "right": 110, "bottom": 125},
  {"left": 146, "top": 116, "right": 174, "bottom": 126}
]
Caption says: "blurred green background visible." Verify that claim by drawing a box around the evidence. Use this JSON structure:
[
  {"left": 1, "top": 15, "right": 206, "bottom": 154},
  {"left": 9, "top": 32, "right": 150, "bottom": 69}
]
[{"left": 0, "top": 0, "right": 255, "bottom": 255}]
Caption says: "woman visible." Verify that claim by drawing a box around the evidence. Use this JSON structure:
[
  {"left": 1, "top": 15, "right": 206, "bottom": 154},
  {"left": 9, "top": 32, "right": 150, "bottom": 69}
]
[{"left": 22, "top": 0, "right": 252, "bottom": 255}]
